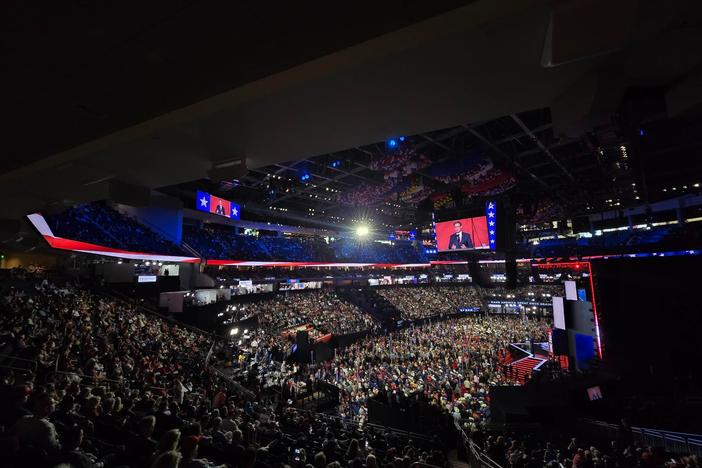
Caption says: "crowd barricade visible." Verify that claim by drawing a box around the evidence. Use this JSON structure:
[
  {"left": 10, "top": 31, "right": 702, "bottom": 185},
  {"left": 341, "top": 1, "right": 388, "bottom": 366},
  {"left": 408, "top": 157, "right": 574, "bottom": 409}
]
[{"left": 579, "top": 418, "right": 702, "bottom": 458}]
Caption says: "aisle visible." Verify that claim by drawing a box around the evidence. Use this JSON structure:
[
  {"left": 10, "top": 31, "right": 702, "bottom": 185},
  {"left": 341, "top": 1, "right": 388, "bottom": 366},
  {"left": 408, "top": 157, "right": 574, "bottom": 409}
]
[{"left": 447, "top": 449, "right": 471, "bottom": 468}]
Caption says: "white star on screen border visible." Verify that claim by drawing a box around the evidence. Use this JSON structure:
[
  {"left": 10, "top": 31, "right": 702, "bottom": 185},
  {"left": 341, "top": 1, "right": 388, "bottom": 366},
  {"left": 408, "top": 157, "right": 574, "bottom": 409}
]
[
  {"left": 232, "top": 206, "right": 239, "bottom": 216},
  {"left": 200, "top": 197, "right": 208, "bottom": 207}
]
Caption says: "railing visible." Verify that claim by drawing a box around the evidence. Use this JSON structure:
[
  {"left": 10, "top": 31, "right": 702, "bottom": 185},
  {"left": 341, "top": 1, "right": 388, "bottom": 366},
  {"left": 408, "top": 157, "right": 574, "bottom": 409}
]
[
  {"left": 454, "top": 420, "right": 503, "bottom": 468},
  {"left": 205, "top": 340, "right": 216, "bottom": 366},
  {"left": 181, "top": 241, "right": 202, "bottom": 259},
  {"left": 286, "top": 407, "right": 435, "bottom": 445},
  {"left": 0, "top": 354, "right": 38, "bottom": 374},
  {"left": 51, "top": 370, "right": 167, "bottom": 394},
  {"left": 634, "top": 426, "right": 702, "bottom": 457},
  {"left": 207, "top": 365, "right": 256, "bottom": 399},
  {"left": 580, "top": 419, "right": 702, "bottom": 457}
]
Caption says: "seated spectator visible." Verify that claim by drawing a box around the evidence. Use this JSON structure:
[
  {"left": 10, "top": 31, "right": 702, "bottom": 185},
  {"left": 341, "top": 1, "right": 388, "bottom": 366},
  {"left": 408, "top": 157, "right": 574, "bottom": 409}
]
[
  {"left": 127, "top": 416, "right": 158, "bottom": 468},
  {"left": 377, "top": 286, "right": 481, "bottom": 320},
  {"left": 11, "top": 390, "right": 60, "bottom": 453}
]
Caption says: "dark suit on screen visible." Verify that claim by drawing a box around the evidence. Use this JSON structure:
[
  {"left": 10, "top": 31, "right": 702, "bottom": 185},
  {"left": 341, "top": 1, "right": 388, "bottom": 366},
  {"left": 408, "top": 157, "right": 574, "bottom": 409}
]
[{"left": 448, "top": 232, "right": 473, "bottom": 249}]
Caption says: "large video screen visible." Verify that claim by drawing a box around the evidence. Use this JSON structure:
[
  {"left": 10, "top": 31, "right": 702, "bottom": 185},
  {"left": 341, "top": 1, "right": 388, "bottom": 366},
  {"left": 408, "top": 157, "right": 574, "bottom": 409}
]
[
  {"left": 196, "top": 190, "right": 241, "bottom": 220},
  {"left": 435, "top": 216, "right": 489, "bottom": 251}
]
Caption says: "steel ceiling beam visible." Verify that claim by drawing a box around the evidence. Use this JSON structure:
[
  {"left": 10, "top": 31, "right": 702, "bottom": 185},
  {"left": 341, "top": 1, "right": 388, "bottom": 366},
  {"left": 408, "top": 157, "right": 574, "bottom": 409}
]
[
  {"left": 462, "top": 124, "right": 549, "bottom": 188},
  {"left": 251, "top": 160, "right": 302, "bottom": 188},
  {"left": 512, "top": 138, "right": 581, "bottom": 160},
  {"left": 419, "top": 133, "right": 451, "bottom": 151},
  {"left": 271, "top": 164, "right": 354, "bottom": 186},
  {"left": 510, "top": 114, "right": 574, "bottom": 181},
  {"left": 271, "top": 163, "right": 370, "bottom": 205},
  {"left": 493, "top": 123, "right": 553, "bottom": 145},
  {"left": 305, "top": 157, "right": 378, "bottom": 184}
]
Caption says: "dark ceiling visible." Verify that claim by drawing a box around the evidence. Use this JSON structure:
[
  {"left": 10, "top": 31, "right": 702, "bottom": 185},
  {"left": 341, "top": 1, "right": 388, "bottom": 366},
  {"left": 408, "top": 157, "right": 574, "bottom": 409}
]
[
  {"left": 1, "top": 0, "right": 474, "bottom": 173},
  {"left": 163, "top": 97, "right": 702, "bottom": 232},
  {"left": 2, "top": 0, "right": 702, "bottom": 226}
]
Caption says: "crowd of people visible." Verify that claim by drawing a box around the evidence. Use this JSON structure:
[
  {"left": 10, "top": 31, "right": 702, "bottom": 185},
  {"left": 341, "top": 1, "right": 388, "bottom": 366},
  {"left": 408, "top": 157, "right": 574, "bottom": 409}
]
[
  {"left": 183, "top": 225, "right": 271, "bottom": 261},
  {"left": 0, "top": 274, "right": 476, "bottom": 467},
  {"left": 184, "top": 225, "right": 426, "bottom": 264},
  {"left": 0, "top": 276, "right": 277, "bottom": 467},
  {"left": 305, "top": 316, "right": 549, "bottom": 425},
  {"left": 332, "top": 240, "right": 426, "bottom": 264},
  {"left": 472, "top": 428, "right": 700, "bottom": 468},
  {"left": 250, "top": 291, "right": 381, "bottom": 337},
  {"left": 1, "top": 280, "right": 212, "bottom": 389},
  {"left": 518, "top": 222, "right": 702, "bottom": 259},
  {"left": 257, "top": 236, "right": 336, "bottom": 262},
  {"left": 377, "top": 286, "right": 482, "bottom": 321},
  {"left": 45, "top": 202, "right": 184, "bottom": 256},
  {"left": 5, "top": 267, "right": 689, "bottom": 468}
]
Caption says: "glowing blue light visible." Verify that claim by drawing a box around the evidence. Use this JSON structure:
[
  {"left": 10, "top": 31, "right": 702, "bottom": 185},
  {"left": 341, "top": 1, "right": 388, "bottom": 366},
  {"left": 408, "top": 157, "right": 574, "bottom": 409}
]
[
  {"left": 399, "top": 136, "right": 405, "bottom": 142},
  {"left": 387, "top": 139, "right": 397, "bottom": 148},
  {"left": 639, "top": 128, "right": 645, "bottom": 137}
]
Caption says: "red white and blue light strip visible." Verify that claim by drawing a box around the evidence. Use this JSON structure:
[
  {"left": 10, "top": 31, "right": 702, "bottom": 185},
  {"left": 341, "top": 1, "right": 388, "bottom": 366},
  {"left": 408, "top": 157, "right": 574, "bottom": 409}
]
[
  {"left": 27, "top": 213, "right": 701, "bottom": 268},
  {"left": 27, "top": 213, "right": 201, "bottom": 263},
  {"left": 486, "top": 200, "right": 497, "bottom": 250}
]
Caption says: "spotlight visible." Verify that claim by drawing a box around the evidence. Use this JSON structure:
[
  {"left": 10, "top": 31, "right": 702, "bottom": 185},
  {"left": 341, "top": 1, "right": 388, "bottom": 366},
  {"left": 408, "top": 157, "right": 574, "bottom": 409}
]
[
  {"left": 387, "top": 139, "right": 397, "bottom": 148},
  {"left": 356, "top": 225, "right": 370, "bottom": 237},
  {"left": 230, "top": 327, "right": 239, "bottom": 336},
  {"left": 399, "top": 136, "right": 405, "bottom": 142},
  {"left": 145, "top": 261, "right": 151, "bottom": 266}
]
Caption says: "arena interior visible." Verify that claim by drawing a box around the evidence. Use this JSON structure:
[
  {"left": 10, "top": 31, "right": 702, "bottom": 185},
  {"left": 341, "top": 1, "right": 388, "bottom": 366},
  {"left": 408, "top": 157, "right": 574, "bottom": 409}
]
[{"left": 2, "top": 2, "right": 702, "bottom": 467}]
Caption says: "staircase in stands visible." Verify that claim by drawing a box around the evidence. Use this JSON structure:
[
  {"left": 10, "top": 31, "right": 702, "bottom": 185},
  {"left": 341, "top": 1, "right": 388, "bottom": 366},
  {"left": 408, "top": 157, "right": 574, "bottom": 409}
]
[{"left": 509, "top": 356, "right": 546, "bottom": 384}]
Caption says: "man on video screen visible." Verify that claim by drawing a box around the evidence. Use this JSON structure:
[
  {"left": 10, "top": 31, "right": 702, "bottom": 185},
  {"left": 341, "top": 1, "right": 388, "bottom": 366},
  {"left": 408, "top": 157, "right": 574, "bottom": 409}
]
[
  {"left": 448, "top": 220, "right": 474, "bottom": 249},
  {"left": 215, "top": 200, "right": 226, "bottom": 215}
]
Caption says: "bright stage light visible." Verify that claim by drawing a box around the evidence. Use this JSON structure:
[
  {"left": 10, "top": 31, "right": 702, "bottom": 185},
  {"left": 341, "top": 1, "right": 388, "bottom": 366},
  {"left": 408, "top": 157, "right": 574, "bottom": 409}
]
[
  {"left": 356, "top": 225, "right": 370, "bottom": 237},
  {"left": 230, "top": 327, "right": 239, "bottom": 336}
]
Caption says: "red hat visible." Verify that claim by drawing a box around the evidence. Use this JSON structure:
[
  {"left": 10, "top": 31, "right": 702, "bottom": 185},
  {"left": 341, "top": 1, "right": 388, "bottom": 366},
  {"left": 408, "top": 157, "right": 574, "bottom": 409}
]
[{"left": 181, "top": 435, "right": 202, "bottom": 451}]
